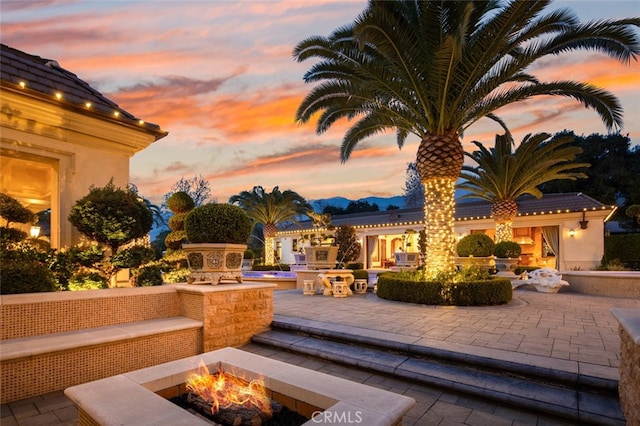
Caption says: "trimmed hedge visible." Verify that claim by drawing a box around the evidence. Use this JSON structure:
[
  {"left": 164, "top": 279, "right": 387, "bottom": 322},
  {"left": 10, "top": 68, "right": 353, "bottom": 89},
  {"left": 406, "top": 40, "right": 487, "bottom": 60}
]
[
  {"left": 352, "top": 269, "right": 369, "bottom": 280},
  {"left": 376, "top": 274, "right": 512, "bottom": 306},
  {"left": 251, "top": 264, "right": 291, "bottom": 271}
]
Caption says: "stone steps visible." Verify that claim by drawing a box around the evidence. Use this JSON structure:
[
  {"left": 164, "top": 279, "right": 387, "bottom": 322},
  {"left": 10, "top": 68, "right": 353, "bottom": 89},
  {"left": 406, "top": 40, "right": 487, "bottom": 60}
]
[{"left": 252, "top": 315, "right": 625, "bottom": 425}]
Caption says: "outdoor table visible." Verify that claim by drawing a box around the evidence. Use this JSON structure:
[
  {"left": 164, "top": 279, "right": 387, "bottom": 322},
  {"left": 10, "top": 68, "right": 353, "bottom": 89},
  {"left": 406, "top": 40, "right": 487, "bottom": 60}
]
[{"left": 316, "top": 269, "right": 354, "bottom": 296}]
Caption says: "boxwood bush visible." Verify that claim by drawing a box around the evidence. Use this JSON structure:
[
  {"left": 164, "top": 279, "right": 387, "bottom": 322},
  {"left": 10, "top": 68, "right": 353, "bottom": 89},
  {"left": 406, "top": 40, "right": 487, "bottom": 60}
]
[
  {"left": 376, "top": 273, "right": 511, "bottom": 306},
  {"left": 456, "top": 234, "right": 495, "bottom": 257},
  {"left": 185, "top": 203, "right": 252, "bottom": 244}
]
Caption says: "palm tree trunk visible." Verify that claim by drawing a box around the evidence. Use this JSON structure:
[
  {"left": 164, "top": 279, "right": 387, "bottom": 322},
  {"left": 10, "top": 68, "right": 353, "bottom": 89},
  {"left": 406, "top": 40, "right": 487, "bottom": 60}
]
[
  {"left": 492, "top": 200, "right": 518, "bottom": 243},
  {"left": 416, "top": 134, "right": 464, "bottom": 274},
  {"left": 263, "top": 223, "right": 278, "bottom": 265}
]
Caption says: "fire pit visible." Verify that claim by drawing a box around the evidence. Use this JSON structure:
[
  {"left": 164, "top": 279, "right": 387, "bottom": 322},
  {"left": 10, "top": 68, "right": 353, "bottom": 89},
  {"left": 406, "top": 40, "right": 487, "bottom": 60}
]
[{"left": 65, "top": 347, "right": 415, "bottom": 426}]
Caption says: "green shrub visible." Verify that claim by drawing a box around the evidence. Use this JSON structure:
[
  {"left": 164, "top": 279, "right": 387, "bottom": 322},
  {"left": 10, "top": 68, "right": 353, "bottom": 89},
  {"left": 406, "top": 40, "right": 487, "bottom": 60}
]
[
  {"left": 244, "top": 249, "right": 254, "bottom": 259},
  {"left": 68, "top": 181, "right": 153, "bottom": 254},
  {"left": 346, "top": 262, "right": 364, "bottom": 270},
  {"left": 168, "top": 213, "right": 188, "bottom": 231},
  {"left": 0, "top": 260, "right": 58, "bottom": 294},
  {"left": 376, "top": 273, "right": 511, "bottom": 306},
  {"left": 166, "top": 191, "right": 196, "bottom": 214},
  {"left": 68, "top": 272, "right": 108, "bottom": 291},
  {"left": 163, "top": 268, "right": 191, "bottom": 283},
  {"left": 111, "top": 246, "right": 156, "bottom": 268},
  {"left": 0, "top": 227, "right": 27, "bottom": 244},
  {"left": 165, "top": 230, "right": 188, "bottom": 250},
  {"left": 251, "top": 264, "right": 291, "bottom": 271},
  {"left": 494, "top": 241, "right": 522, "bottom": 258},
  {"left": 135, "top": 264, "right": 164, "bottom": 286},
  {"left": 0, "top": 193, "right": 35, "bottom": 226},
  {"left": 456, "top": 234, "right": 494, "bottom": 257},
  {"left": 185, "top": 203, "right": 252, "bottom": 244},
  {"left": 352, "top": 269, "right": 369, "bottom": 280}
]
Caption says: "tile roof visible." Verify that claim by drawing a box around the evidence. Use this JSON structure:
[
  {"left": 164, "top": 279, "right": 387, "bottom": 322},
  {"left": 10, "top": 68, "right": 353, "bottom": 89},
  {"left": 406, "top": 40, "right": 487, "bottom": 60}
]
[
  {"left": 279, "top": 193, "right": 616, "bottom": 233},
  {"left": 0, "top": 44, "right": 166, "bottom": 139}
]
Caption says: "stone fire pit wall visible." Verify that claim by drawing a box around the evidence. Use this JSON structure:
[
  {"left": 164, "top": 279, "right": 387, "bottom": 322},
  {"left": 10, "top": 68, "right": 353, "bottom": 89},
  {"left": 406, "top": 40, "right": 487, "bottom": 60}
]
[{"left": 0, "top": 282, "right": 275, "bottom": 403}]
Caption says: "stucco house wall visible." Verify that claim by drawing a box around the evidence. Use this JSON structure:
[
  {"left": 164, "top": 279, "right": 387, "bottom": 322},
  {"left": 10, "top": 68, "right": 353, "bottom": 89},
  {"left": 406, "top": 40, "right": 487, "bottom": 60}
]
[{"left": 276, "top": 194, "right": 615, "bottom": 272}]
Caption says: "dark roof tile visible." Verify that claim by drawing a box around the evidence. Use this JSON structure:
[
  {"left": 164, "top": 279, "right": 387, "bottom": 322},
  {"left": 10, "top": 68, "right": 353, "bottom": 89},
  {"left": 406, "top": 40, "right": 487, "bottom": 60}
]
[
  {"left": 279, "top": 193, "right": 615, "bottom": 233},
  {"left": 1, "top": 43, "right": 165, "bottom": 137}
]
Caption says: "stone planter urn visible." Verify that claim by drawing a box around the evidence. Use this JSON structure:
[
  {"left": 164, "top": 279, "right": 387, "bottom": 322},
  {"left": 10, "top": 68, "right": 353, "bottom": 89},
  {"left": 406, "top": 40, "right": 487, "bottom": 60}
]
[
  {"left": 183, "top": 203, "right": 252, "bottom": 285},
  {"left": 494, "top": 257, "right": 519, "bottom": 276},
  {"left": 304, "top": 246, "right": 339, "bottom": 269},
  {"left": 293, "top": 252, "right": 306, "bottom": 265},
  {"left": 183, "top": 243, "right": 247, "bottom": 285},
  {"left": 455, "top": 256, "right": 494, "bottom": 271},
  {"left": 394, "top": 252, "right": 420, "bottom": 267}
]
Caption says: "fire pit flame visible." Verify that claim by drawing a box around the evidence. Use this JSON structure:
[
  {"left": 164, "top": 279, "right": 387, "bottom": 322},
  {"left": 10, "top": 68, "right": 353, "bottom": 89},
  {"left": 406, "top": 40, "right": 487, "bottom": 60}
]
[{"left": 186, "top": 361, "right": 272, "bottom": 418}]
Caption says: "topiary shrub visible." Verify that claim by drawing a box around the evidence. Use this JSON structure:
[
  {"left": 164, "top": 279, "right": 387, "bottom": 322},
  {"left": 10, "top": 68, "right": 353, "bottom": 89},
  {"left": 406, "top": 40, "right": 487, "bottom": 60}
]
[
  {"left": 376, "top": 273, "right": 511, "bottom": 306},
  {"left": 68, "top": 272, "right": 108, "bottom": 291},
  {"left": 68, "top": 180, "right": 153, "bottom": 254},
  {"left": 166, "top": 191, "right": 196, "bottom": 213},
  {"left": 135, "top": 263, "right": 164, "bottom": 286},
  {"left": 494, "top": 241, "right": 522, "bottom": 258},
  {"left": 456, "top": 234, "right": 495, "bottom": 257},
  {"left": 111, "top": 245, "right": 156, "bottom": 268},
  {"left": 0, "top": 260, "right": 58, "bottom": 294},
  {"left": 165, "top": 193, "right": 195, "bottom": 253},
  {"left": 185, "top": 203, "right": 252, "bottom": 244}
]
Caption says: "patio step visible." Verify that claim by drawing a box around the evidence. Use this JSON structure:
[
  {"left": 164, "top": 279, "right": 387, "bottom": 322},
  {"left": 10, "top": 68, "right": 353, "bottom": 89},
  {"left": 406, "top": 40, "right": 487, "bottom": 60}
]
[{"left": 252, "top": 314, "right": 625, "bottom": 425}]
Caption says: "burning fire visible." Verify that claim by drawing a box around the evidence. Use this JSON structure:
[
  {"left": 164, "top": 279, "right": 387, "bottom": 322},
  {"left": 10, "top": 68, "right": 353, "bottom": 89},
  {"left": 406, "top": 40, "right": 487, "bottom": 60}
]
[{"left": 186, "top": 361, "right": 272, "bottom": 416}]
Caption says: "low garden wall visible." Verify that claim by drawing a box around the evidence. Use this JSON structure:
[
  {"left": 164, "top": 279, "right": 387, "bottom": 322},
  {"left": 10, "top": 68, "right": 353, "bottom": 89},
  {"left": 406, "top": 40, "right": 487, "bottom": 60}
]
[
  {"left": 611, "top": 308, "right": 640, "bottom": 425},
  {"left": 562, "top": 271, "right": 640, "bottom": 298},
  {"left": 0, "top": 282, "right": 275, "bottom": 403}
]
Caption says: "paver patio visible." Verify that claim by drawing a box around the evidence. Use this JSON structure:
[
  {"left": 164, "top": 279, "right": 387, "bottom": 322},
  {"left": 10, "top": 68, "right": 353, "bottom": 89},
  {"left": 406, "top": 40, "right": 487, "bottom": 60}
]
[{"left": 2, "top": 286, "right": 638, "bottom": 425}]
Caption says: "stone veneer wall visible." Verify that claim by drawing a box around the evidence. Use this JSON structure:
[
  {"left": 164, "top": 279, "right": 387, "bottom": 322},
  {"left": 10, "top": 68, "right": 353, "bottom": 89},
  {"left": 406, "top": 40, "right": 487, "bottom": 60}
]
[
  {"left": 178, "top": 285, "right": 274, "bottom": 351},
  {"left": 611, "top": 308, "right": 640, "bottom": 425}
]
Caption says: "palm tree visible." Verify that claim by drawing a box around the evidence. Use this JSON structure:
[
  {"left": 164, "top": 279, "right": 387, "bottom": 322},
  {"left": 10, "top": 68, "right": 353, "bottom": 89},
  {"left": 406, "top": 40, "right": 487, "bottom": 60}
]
[
  {"left": 294, "top": 0, "right": 639, "bottom": 274},
  {"left": 458, "top": 132, "right": 589, "bottom": 242},
  {"left": 229, "top": 186, "right": 312, "bottom": 265}
]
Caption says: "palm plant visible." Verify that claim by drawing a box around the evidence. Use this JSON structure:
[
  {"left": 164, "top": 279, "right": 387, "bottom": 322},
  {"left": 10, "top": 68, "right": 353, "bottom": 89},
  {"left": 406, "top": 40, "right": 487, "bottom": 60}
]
[
  {"left": 459, "top": 132, "right": 589, "bottom": 242},
  {"left": 229, "top": 186, "right": 312, "bottom": 265},
  {"left": 294, "top": 0, "right": 639, "bottom": 274}
]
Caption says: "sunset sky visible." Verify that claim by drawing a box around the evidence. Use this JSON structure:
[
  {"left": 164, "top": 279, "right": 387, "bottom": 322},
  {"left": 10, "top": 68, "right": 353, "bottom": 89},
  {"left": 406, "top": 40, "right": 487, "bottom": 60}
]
[{"left": 2, "top": 0, "right": 639, "bottom": 205}]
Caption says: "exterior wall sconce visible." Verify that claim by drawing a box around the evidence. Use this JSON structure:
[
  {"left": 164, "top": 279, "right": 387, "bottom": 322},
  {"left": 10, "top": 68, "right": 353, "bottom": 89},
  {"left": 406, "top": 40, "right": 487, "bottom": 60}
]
[
  {"left": 30, "top": 226, "right": 41, "bottom": 238},
  {"left": 569, "top": 228, "right": 576, "bottom": 238},
  {"left": 579, "top": 211, "right": 589, "bottom": 229}
]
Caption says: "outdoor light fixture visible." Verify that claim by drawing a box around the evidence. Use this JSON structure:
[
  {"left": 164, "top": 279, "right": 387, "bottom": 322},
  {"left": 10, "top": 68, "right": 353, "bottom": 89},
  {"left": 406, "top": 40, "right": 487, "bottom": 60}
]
[
  {"left": 579, "top": 211, "right": 589, "bottom": 229},
  {"left": 30, "top": 226, "right": 41, "bottom": 238},
  {"left": 569, "top": 228, "right": 576, "bottom": 238}
]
